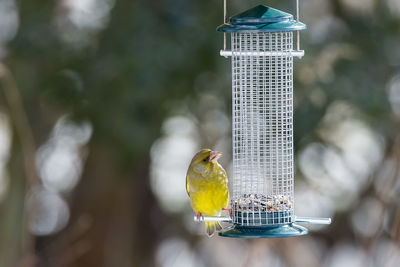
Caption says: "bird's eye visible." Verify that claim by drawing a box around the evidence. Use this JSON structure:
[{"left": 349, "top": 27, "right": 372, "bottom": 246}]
[{"left": 202, "top": 157, "right": 209, "bottom": 162}]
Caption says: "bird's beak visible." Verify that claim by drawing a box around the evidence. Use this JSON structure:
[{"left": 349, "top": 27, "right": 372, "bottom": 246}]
[{"left": 209, "top": 151, "right": 222, "bottom": 163}]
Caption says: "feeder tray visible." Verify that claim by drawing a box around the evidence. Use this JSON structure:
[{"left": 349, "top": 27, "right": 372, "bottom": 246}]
[{"left": 219, "top": 224, "right": 308, "bottom": 239}]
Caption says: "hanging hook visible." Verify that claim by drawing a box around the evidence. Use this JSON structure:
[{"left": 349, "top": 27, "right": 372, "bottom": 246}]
[
  {"left": 223, "top": 0, "right": 227, "bottom": 50},
  {"left": 296, "top": 0, "right": 300, "bottom": 51}
]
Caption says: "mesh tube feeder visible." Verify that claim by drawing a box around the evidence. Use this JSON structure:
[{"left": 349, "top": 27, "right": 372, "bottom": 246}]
[{"left": 195, "top": 4, "right": 331, "bottom": 238}]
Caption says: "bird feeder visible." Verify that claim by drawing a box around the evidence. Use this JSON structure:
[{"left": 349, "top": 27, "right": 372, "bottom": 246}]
[{"left": 196, "top": 2, "right": 331, "bottom": 238}]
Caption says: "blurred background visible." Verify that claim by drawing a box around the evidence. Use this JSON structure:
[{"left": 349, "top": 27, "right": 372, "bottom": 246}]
[{"left": 0, "top": 0, "right": 399, "bottom": 266}]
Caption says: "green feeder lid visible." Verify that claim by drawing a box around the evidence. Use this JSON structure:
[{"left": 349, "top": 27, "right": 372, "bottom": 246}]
[{"left": 217, "top": 5, "right": 306, "bottom": 32}]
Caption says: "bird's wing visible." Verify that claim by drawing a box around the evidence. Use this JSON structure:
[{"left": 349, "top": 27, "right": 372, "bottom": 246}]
[
  {"left": 219, "top": 163, "right": 228, "bottom": 185},
  {"left": 223, "top": 167, "right": 228, "bottom": 183}
]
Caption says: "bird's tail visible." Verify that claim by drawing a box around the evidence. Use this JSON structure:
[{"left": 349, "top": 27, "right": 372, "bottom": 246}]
[{"left": 205, "top": 221, "right": 223, "bottom": 237}]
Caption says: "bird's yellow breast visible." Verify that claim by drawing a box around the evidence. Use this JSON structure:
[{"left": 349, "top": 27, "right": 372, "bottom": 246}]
[{"left": 187, "top": 165, "right": 229, "bottom": 216}]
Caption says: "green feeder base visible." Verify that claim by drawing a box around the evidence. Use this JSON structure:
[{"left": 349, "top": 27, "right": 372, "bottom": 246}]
[{"left": 219, "top": 224, "right": 308, "bottom": 238}]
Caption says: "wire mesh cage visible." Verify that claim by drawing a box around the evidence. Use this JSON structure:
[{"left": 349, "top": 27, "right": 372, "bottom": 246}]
[
  {"left": 208, "top": 4, "right": 331, "bottom": 238},
  {"left": 231, "top": 31, "right": 295, "bottom": 227}
]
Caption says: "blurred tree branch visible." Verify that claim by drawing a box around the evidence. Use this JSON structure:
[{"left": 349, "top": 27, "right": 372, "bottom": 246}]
[
  {"left": 0, "top": 64, "right": 38, "bottom": 185},
  {"left": 0, "top": 63, "right": 39, "bottom": 267}
]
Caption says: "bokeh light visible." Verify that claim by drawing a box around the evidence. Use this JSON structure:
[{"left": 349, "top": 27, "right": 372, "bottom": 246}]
[
  {"left": 339, "top": 0, "right": 376, "bottom": 15},
  {"left": 150, "top": 116, "right": 199, "bottom": 214},
  {"left": 27, "top": 186, "right": 70, "bottom": 236},
  {"left": 388, "top": 73, "right": 400, "bottom": 117},
  {"left": 0, "top": 112, "right": 11, "bottom": 203},
  {"left": 36, "top": 115, "right": 92, "bottom": 193},
  {"left": 351, "top": 197, "right": 383, "bottom": 238},
  {"left": 386, "top": 0, "right": 400, "bottom": 17},
  {"left": 28, "top": 115, "right": 92, "bottom": 237},
  {"left": 156, "top": 237, "right": 203, "bottom": 267},
  {"left": 0, "top": 0, "right": 18, "bottom": 58},
  {"left": 54, "top": 0, "right": 115, "bottom": 47},
  {"left": 324, "top": 242, "right": 368, "bottom": 267}
]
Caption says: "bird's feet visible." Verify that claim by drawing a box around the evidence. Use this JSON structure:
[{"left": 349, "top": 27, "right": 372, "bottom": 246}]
[
  {"left": 196, "top": 212, "right": 204, "bottom": 223},
  {"left": 222, "top": 208, "right": 232, "bottom": 218}
]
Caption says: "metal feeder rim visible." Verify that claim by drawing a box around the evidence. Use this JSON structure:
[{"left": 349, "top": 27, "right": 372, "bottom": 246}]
[
  {"left": 219, "top": 223, "right": 308, "bottom": 238},
  {"left": 194, "top": 215, "right": 332, "bottom": 225},
  {"left": 217, "top": 5, "right": 306, "bottom": 33}
]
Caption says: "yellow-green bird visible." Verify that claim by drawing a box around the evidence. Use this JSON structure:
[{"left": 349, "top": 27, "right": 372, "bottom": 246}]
[{"left": 186, "top": 149, "right": 229, "bottom": 237}]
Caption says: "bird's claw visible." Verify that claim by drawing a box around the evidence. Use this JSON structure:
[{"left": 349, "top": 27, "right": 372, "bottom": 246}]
[{"left": 196, "top": 212, "right": 204, "bottom": 223}]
